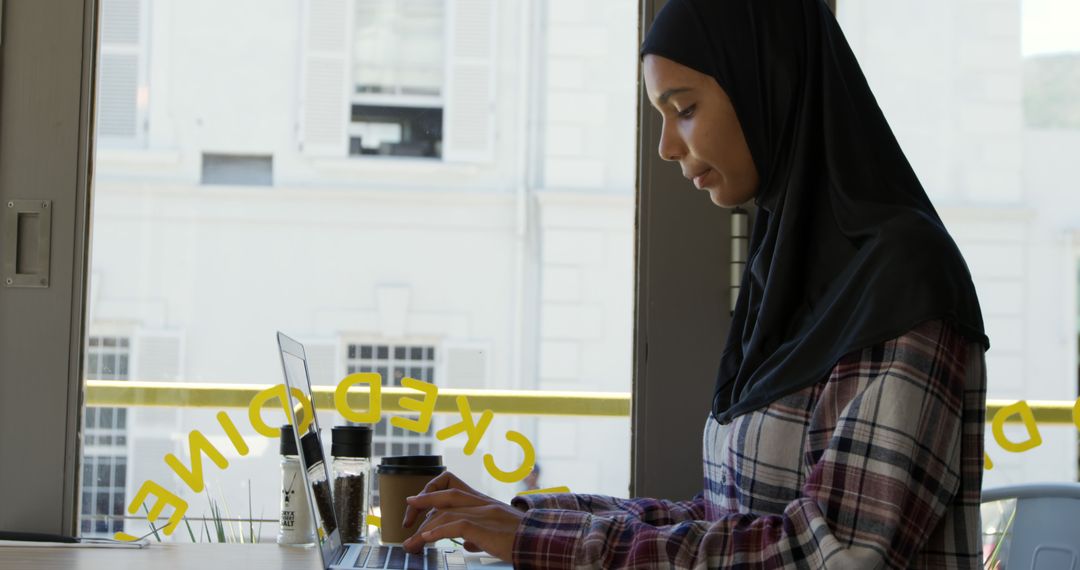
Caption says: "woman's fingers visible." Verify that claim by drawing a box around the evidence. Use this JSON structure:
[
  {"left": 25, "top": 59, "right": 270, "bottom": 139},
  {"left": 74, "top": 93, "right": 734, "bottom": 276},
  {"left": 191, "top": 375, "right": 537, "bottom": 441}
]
[
  {"left": 402, "top": 472, "right": 484, "bottom": 528},
  {"left": 402, "top": 504, "right": 522, "bottom": 562},
  {"left": 407, "top": 488, "right": 490, "bottom": 512},
  {"left": 401, "top": 493, "right": 493, "bottom": 549}
]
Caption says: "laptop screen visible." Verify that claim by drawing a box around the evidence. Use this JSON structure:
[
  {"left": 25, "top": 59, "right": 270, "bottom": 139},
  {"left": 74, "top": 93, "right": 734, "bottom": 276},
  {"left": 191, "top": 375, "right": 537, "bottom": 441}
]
[{"left": 277, "top": 332, "right": 343, "bottom": 567}]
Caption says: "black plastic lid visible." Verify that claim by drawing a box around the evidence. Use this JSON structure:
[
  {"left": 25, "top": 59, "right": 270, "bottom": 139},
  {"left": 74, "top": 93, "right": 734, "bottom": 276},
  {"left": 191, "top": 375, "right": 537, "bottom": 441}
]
[
  {"left": 376, "top": 455, "right": 446, "bottom": 475},
  {"left": 279, "top": 424, "right": 299, "bottom": 456},
  {"left": 300, "top": 431, "right": 325, "bottom": 469},
  {"left": 331, "top": 425, "right": 373, "bottom": 458}
]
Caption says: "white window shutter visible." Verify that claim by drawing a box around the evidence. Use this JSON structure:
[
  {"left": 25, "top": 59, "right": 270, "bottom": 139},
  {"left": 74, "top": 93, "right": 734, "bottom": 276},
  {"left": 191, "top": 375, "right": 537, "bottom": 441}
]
[
  {"left": 439, "top": 340, "right": 490, "bottom": 389},
  {"left": 133, "top": 330, "right": 184, "bottom": 381},
  {"left": 97, "top": 0, "right": 148, "bottom": 145},
  {"left": 302, "top": 339, "right": 340, "bottom": 386},
  {"left": 443, "top": 0, "right": 496, "bottom": 163},
  {"left": 300, "top": 0, "right": 352, "bottom": 157}
]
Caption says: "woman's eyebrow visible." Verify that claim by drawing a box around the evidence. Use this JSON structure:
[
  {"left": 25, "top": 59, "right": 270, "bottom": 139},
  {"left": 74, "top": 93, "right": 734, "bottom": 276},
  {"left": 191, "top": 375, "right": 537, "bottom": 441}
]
[{"left": 657, "top": 87, "right": 693, "bottom": 105}]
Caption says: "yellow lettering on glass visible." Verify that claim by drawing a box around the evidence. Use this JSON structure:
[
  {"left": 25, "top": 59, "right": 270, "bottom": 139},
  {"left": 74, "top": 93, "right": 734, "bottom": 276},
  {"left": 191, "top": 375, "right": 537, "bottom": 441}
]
[
  {"left": 483, "top": 430, "right": 535, "bottom": 483},
  {"left": 335, "top": 372, "right": 382, "bottom": 423},
  {"left": 217, "top": 411, "right": 249, "bottom": 456},
  {"left": 248, "top": 383, "right": 313, "bottom": 438},
  {"left": 125, "top": 480, "right": 188, "bottom": 536},
  {"left": 984, "top": 452, "right": 994, "bottom": 470},
  {"left": 391, "top": 377, "right": 438, "bottom": 434},
  {"left": 516, "top": 486, "right": 571, "bottom": 496},
  {"left": 991, "top": 400, "right": 1042, "bottom": 453},
  {"left": 164, "top": 430, "right": 230, "bottom": 493},
  {"left": 436, "top": 396, "right": 494, "bottom": 455}
]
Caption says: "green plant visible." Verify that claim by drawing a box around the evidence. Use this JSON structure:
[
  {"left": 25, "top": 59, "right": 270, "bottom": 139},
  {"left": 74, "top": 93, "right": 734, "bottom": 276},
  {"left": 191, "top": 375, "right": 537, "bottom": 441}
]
[{"left": 178, "top": 480, "right": 267, "bottom": 543}]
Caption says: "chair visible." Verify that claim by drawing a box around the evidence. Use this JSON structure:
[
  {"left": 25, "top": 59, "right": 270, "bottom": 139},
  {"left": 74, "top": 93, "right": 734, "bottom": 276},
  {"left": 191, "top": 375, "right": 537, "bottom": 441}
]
[{"left": 981, "top": 483, "right": 1080, "bottom": 569}]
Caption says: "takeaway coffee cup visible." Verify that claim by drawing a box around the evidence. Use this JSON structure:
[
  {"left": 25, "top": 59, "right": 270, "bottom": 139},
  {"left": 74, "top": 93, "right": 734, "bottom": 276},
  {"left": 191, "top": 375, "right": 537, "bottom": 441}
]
[{"left": 377, "top": 455, "right": 447, "bottom": 544}]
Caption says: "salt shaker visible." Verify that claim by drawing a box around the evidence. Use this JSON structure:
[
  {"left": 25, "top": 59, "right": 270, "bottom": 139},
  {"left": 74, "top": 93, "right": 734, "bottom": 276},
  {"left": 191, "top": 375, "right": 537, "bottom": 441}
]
[{"left": 277, "top": 425, "right": 315, "bottom": 546}]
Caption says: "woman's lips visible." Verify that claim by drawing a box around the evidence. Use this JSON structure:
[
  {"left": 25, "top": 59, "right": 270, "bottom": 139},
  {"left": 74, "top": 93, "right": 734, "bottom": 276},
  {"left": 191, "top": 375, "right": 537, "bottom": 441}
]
[{"left": 693, "top": 169, "right": 712, "bottom": 190}]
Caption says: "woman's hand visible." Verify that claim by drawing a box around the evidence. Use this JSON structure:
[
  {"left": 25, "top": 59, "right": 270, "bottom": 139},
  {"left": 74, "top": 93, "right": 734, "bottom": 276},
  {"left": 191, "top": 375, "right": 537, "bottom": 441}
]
[{"left": 400, "top": 472, "right": 524, "bottom": 562}]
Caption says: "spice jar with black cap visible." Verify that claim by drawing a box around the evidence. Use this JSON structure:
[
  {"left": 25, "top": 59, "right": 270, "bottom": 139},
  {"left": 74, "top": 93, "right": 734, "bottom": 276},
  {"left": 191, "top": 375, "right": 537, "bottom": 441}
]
[
  {"left": 330, "top": 425, "right": 373, "bottom": 544},
  {"left": 277, "top": 424, "right": 315, "bottom": 546},
  {"left": 301, "top": 430, "right": 338, "bottom": 538}
]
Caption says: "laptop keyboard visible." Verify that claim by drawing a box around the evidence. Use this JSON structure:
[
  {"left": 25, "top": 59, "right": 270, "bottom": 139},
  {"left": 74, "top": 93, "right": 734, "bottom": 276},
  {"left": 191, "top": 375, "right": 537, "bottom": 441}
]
[{"left": 351, "top": 545, "right": 466, "bottom": 570}]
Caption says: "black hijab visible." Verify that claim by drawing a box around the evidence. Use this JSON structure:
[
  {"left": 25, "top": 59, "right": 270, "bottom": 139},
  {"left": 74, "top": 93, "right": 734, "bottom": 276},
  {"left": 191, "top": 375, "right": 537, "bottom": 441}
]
[{"left": 641, "top": 0, "right": 990, "bottom": 424}]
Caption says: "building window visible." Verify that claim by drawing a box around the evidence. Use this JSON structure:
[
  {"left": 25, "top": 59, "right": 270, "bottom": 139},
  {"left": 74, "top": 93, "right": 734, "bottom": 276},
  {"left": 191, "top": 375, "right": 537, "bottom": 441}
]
[
  {"left": 81, "top": 335, "right": 131, "bottom": 536},
  {"left": 349, "top": 0, "right": 445, "bottom": 158},
  {"left": 345, "top": 342, "right": 436, "bottom": 505}
]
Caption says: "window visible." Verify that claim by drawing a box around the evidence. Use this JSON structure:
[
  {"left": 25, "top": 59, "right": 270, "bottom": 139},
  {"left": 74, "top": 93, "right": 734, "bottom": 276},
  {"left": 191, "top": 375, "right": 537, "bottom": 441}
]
[
  {"left": 300, "top": 0, "right": 494, "bottom": 161},
  {"left": 346, "top": 342, "right": 437, "bottom": 506},
  {"left": 835, "top": 0, "right": 1080, "bottom": 487},
  {"left": 81, "top": 336, "right": 131, "bottom": 536},
  {"left": 77, "top": 0, "right": 635, "bottom": 541},
  {"left": 349, "top": 0, "right": 446, "bottom": 158}
]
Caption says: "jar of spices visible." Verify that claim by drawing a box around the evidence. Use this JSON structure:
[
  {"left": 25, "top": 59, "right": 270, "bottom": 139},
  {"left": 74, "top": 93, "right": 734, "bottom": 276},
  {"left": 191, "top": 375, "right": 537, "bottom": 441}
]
[
  {"left": 331, "top": 425, "right": 373, "bottom": 544},
  {"left": 301, "top": 430, "right": 338, "bottom": 538},
  {"left": 277, "top": 425, "right": 315, "bottom": 546}
]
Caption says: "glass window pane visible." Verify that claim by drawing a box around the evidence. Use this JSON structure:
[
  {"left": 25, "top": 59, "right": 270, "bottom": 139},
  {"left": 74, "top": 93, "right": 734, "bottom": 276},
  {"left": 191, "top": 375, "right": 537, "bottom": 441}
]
[
  {"left": 96, "top": 491, "right": 110, "bottom": 515},
  {"left": 102, "top": 354, "right": 117, "bottom": 377},
  {"left": 84, "top": 0, "right": 636, "bottom": 535},
  {"left": 836, "top": 1, "right": 1080, "bottom": 490},
  {"left": 84, "top": 457, "right": 94, "bottom": 484},
  {"left": 96, "top": 458, "right": 112, "bottom": 487}
]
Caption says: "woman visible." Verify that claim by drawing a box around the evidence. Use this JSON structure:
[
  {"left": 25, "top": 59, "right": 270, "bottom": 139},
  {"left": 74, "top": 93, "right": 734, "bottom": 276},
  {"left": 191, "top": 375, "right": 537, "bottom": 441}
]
[{"left": 402, "top": 0, "right": 989, "bottom": 567}]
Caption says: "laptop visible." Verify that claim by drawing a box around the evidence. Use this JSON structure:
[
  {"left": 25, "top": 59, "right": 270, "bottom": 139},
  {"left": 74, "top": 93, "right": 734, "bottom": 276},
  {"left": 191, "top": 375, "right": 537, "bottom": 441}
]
[{"left": 276, "top": 332, "right": 514, "bottom": 570}]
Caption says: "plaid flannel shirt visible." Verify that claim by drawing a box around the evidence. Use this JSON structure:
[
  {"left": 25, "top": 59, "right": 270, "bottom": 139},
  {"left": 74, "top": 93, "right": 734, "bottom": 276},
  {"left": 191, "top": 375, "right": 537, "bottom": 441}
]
[{"left": 510, "top": 320, "right": 986, "bottom": 569}]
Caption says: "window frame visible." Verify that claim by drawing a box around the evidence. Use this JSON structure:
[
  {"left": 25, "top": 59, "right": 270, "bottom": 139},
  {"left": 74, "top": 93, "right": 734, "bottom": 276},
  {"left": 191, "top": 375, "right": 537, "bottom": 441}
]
[
  {"left": 631, "top": 0, "right": 737, "bottom": 500},
  {"left": 0, "top": 0, "right": 97, "bottom": 535}
]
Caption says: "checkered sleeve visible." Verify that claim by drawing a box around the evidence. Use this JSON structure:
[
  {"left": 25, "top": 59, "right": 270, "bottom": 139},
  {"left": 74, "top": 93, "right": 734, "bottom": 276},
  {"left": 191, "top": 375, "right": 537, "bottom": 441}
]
[
  {"left": 511, "top": 493, "right": 708, "bottom": 525},
  {"left": 512, "top": 324, "right": 972, "bottom": 569}
]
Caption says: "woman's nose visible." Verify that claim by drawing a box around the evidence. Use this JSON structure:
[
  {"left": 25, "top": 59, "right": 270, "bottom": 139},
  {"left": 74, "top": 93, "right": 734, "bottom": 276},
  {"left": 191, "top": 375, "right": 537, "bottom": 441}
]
[{"left": 657, "top": 121, "right": 684, "bottom": 162}]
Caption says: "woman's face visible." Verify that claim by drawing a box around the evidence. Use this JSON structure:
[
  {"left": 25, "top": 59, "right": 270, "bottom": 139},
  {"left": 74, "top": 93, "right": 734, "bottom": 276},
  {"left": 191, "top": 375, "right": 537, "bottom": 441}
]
[{"left": 643, "top": 55, "right": 759, "bottom": 208}]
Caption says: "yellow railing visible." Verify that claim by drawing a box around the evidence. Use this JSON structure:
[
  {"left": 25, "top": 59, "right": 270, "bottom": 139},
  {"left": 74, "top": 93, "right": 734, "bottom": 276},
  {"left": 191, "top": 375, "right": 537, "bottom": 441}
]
[
  {"left": 85, "top": 380, "right": 630, "bottom": 418},
  {"left": 84, "top": 380, "right": 1075, "bottom": 424}
]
